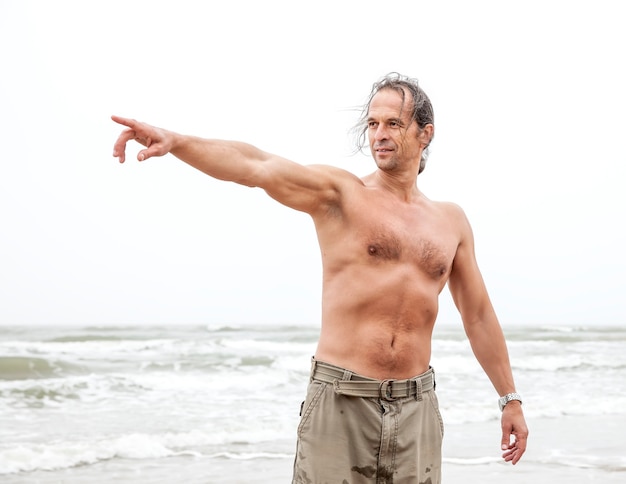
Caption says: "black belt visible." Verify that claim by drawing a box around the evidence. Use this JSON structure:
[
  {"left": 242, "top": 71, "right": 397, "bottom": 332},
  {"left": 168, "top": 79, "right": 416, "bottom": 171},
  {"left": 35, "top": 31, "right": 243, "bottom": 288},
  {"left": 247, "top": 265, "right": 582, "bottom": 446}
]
[{"left": 311, "top": 359, "right": 435, "bottom": 401}]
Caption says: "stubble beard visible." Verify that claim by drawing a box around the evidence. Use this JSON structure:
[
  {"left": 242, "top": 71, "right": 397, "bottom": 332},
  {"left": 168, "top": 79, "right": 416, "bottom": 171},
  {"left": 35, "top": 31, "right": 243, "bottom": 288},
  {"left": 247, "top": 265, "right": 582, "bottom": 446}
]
[{"left": 374, "top": 151, "right": 401, "bottom": 172}]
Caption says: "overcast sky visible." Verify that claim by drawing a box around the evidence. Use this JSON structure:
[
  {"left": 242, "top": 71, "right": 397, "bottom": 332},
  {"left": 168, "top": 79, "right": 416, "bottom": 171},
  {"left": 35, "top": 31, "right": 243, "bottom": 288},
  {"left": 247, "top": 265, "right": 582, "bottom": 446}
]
[{"left": 1, "top": 0, "right": 624, "bottom": 328}]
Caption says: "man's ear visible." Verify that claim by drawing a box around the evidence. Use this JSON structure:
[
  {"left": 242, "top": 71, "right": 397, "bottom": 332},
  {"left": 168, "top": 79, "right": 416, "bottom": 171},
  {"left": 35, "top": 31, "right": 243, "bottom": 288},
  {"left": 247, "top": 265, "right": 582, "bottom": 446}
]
[{"left": 420, "top": 124, "right": 435, "bottom": 148}]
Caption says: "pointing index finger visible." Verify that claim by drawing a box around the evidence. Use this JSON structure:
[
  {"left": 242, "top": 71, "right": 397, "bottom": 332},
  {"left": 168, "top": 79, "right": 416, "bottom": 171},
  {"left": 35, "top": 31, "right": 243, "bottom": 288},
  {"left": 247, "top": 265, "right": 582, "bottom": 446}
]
[{"left": 111, "top": 115, "right": 136, "bottom": 129}]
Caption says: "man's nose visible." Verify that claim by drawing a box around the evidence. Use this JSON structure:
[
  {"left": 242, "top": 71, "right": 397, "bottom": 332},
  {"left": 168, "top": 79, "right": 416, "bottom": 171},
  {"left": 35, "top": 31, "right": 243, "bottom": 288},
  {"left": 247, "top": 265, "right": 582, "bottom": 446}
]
[{"left": 374, "top": 125, "right": 389, "bottom": 141}]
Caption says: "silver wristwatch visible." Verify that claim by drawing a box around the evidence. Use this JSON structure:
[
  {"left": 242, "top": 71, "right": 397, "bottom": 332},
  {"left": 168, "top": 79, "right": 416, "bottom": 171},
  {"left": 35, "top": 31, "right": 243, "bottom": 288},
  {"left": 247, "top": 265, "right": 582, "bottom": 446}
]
[{"left": 498, "top": 392, "right": 522, "bottom": 411}]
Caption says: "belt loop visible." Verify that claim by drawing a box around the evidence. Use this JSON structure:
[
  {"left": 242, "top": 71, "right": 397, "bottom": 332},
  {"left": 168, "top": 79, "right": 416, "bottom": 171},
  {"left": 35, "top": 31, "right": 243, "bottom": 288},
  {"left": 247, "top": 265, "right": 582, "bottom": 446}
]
[
  {"left": 310, "top": 357, "right": 317, "bottom": 382},
  {"left": 415, "top": 378, "right": 423, "bottom": 401},
  {"left": 341, "top": 369, "right": 353, "bottom": 381}
]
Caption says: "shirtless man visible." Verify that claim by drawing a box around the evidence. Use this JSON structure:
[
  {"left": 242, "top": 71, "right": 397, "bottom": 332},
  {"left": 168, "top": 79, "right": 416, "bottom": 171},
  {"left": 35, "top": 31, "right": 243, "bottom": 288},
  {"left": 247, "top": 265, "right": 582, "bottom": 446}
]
[{"left": 112, "top": 73, "right": 528, "bottom": 483}]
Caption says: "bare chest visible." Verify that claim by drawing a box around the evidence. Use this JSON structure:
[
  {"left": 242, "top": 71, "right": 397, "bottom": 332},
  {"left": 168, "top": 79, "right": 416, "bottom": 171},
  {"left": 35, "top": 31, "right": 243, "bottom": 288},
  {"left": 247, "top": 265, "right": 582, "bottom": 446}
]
[
  {"left": 364, "top": 223, "right": 453, "bottom": 278},
  {"left": 344, "top": 197, "right": 458, "bottom": 279}
]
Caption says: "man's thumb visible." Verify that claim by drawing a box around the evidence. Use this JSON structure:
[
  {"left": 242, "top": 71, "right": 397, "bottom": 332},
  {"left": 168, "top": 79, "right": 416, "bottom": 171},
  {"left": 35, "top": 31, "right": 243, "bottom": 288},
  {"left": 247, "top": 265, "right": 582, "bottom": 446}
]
[{"left": 501, "top": 434, "right": 511, "bottom": 450}]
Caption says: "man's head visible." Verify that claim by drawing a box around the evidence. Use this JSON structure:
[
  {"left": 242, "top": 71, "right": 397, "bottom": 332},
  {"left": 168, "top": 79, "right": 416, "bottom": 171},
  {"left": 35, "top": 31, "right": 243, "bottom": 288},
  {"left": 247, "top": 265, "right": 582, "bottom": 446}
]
[{"left": 354, "top": 73, "right": 435, "bottom": 174}]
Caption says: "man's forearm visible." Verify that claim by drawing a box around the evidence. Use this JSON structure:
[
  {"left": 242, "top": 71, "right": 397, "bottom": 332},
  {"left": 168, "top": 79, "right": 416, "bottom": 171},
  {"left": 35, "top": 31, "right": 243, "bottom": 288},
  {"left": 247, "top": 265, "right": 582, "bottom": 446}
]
[
  {"left": 465, "top": 318, "right": 517, "bottom": 396},
  {"left": 169, "top": 134, "right": 267, "bottom": 186}
]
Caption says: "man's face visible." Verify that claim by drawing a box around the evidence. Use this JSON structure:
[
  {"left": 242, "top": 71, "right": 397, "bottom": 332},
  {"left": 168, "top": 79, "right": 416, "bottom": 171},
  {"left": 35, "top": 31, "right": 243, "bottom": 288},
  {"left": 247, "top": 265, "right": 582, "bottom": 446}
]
[{"left": 367, "top": 88, "right": 424, "bottom": 172}]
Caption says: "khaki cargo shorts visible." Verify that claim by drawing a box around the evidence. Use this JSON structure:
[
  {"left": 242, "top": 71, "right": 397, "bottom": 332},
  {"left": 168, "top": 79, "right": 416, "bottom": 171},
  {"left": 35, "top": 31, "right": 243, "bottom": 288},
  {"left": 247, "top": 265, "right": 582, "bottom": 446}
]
[{"left": 292, "top": 359, "right": 444, "bottom": 484}]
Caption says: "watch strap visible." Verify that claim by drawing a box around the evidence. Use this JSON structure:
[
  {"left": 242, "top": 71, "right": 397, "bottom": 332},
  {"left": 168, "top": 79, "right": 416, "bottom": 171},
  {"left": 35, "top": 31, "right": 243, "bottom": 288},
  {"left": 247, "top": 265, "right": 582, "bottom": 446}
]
[{"left": 498, "top": 392, "right": 522, "bottom": 411}]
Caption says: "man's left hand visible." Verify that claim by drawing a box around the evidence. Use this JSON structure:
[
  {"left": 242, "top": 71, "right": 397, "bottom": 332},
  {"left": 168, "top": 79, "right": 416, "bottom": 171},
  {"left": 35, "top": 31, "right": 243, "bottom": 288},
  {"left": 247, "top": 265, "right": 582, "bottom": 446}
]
[{"left": 500, "top": 402, "right": 528, "bottom": 465}]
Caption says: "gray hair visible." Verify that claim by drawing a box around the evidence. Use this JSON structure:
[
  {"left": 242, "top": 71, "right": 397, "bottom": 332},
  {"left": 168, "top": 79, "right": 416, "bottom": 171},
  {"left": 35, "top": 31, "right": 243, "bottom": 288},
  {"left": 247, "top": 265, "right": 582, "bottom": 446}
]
[{"left": 352, "top": 73, "right": 435, "bottom": 174}]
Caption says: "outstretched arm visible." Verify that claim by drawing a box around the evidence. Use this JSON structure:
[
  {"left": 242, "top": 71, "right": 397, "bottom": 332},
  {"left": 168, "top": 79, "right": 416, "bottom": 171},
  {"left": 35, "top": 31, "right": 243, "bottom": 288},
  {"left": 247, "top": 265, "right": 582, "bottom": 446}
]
[
  {"left": 111, "top": 115, "right": 354, "bottom": 214},
  {"left": 447, "top": 205, "right": 529, "bottom": 465}
]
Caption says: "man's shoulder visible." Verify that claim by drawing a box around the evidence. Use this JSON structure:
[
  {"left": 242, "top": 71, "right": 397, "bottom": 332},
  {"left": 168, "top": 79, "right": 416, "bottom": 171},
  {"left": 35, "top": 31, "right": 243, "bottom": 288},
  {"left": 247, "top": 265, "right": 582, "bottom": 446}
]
[
  {"left": 425, "top": 199, "right": 473, "bottom": 235},
  {"left": 426, "top": 198, "right": 466, "bottom": 217}
]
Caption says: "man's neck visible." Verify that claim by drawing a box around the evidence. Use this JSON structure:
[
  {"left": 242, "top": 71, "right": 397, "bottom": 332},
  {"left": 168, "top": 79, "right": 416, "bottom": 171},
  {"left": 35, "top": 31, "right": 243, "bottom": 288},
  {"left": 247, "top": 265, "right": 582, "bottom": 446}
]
[{"left": 369, "top": 170, "right": 421, "bottom": 202}]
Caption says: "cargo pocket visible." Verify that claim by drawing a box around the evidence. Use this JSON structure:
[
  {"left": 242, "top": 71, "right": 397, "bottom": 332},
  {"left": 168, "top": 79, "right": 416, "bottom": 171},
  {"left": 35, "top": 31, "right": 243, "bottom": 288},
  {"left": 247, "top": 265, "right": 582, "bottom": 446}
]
[
  {"left": 297, "top": 380, "right": 327, "bottom": 438},
  {"left": 428, "top": 391, "right": 445, "bottom": 439}
]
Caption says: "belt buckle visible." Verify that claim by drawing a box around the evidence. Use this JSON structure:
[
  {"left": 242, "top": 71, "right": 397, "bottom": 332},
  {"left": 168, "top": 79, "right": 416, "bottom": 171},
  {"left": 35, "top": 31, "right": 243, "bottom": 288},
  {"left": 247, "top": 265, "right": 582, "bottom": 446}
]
[{"left": 379, "top": 379, "right": 396, "bottom": 401}]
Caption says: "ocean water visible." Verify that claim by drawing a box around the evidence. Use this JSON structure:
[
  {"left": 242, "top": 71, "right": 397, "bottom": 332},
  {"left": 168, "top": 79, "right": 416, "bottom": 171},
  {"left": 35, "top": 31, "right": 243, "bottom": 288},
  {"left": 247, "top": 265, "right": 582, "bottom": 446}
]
[{"left": 0, "top": 323, "right": 625, "bottom": 483}]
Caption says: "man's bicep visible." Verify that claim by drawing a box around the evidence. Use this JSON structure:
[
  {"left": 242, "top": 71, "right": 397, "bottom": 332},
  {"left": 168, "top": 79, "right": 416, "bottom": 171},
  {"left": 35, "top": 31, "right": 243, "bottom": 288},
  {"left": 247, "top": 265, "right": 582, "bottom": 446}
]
[
  {"left": 260, "top": 160, "right": 350, "bottom": 214},
  {"left": 447, "top": 212, "right": 491, "bottom": 322}
]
